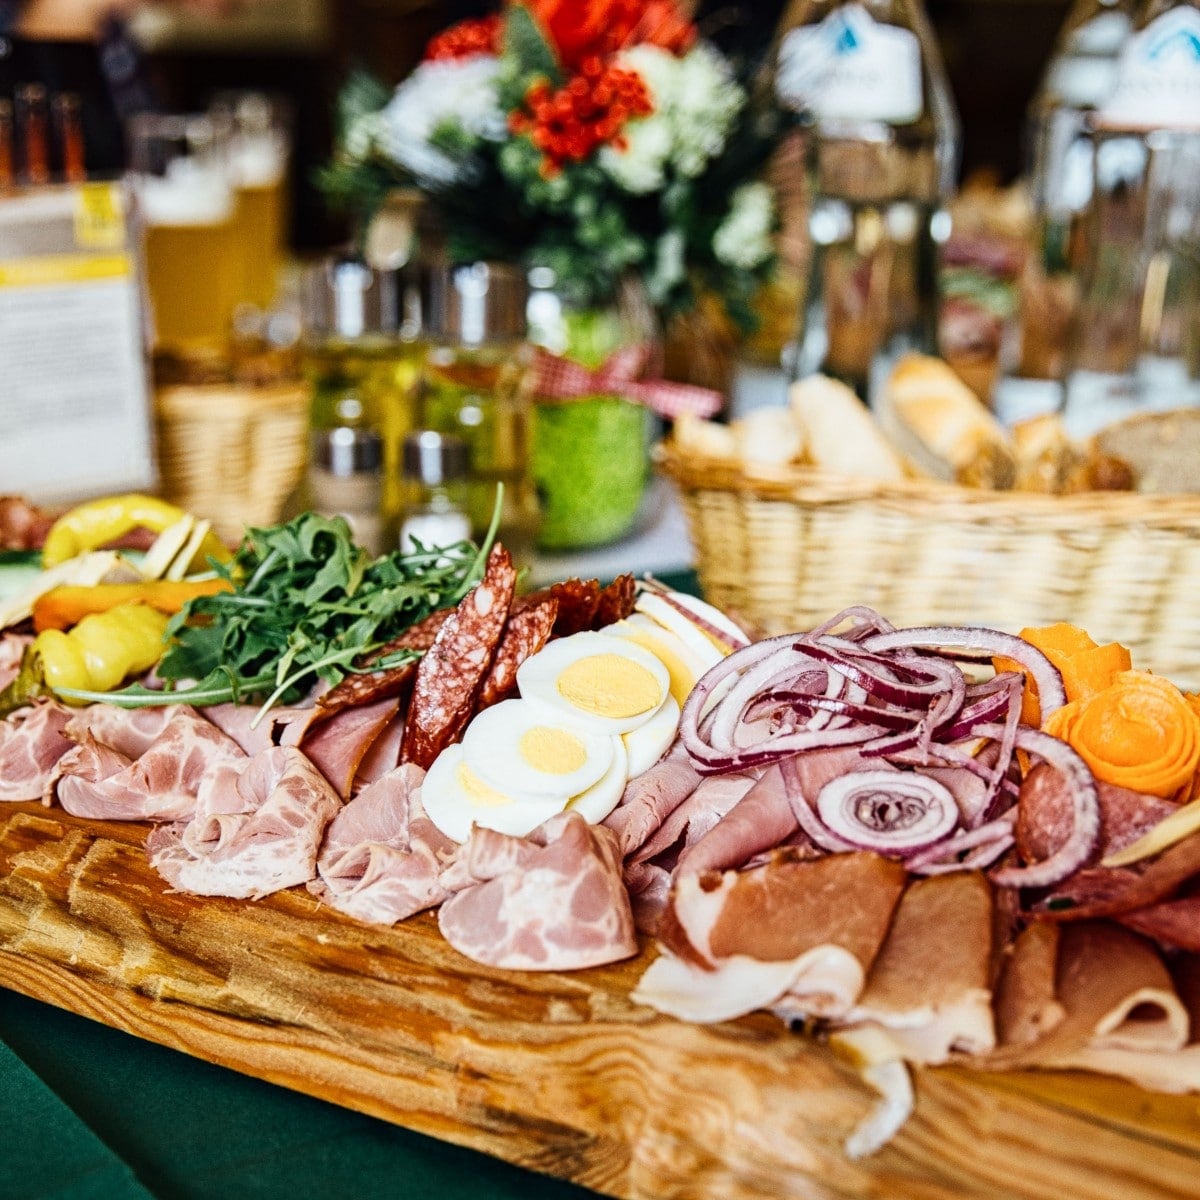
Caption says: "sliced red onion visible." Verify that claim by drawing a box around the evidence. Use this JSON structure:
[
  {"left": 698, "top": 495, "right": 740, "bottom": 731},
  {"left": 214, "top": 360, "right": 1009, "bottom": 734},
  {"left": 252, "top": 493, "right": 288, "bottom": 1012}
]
[
  {"left": 863, "top": 626, "right": 1066, "bottom": 720},
  {"left": 815, "top": 771, "right": 959, "bottom": 855},
  {"left": 779, "top": 756, "right": 857, "bottom": 853},
  {"left": 807, "top": 606, "right": 896, "bottom": 641},
  {"left": 905, "top": 814, "right": 1016, "bottom": 872},
  {"left": 912, "top": 834, "right": 1015, "bottom": 875},
  {"left": 978, "top": 724, "right": 1100, "bottom": 889},
  {"left": 655, "top": 591, "right": 749, "bottom": 651}
]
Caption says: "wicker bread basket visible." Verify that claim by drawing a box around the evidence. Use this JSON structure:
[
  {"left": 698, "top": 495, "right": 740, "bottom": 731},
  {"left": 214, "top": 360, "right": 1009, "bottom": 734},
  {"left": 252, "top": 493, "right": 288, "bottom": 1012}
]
[
  {"left": 657, "top": 441, "right": 1200, "bottom": 688},
  {"left": 155, "top": 382, "right": 310, "bottom": 546}
]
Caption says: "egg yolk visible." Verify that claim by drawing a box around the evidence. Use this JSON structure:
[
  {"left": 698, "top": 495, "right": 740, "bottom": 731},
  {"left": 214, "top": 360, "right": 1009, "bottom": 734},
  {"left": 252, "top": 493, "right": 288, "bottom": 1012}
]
[
  {"left": 556, "top": 653, "right": 662, "bottom": 719},
  {"left": 457, "top": 763, "right": 513, "bottom": 808},
  {"left": 616, "top": 626, "right": 695, "bottom": 709},
  {"left": 518, "top": 726, "right": 588, "bottom": 775}
]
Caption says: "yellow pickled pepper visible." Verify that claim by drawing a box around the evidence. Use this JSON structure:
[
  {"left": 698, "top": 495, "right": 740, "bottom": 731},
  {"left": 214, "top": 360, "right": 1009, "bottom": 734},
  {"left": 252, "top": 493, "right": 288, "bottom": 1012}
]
[{"left": 34, "top": 603, "right": 170, "bottom": 697}]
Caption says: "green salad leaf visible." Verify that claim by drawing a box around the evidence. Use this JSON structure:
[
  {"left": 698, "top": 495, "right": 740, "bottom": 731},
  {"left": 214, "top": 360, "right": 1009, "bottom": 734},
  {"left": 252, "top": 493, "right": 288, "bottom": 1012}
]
[{"left": 56, "top": 499, "right": 500, "bottom": 717}]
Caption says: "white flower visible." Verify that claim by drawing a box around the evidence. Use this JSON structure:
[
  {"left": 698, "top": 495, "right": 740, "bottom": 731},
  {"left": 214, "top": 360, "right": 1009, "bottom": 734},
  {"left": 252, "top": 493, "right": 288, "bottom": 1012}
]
[
  {"left": 378, "top": 55, "right": 504, "bottom": 186},
  {"left": 600, "top": 41, "right": 746, "bottom": 193},
  {"left": 713, "top": 182, "right": 775, "bottom": 270},
  {"left": 343, "top": 112, "right": 384, "bottom": 161},
  {"left": 646, "top": 229, "right": 686, "bottom": 303}
]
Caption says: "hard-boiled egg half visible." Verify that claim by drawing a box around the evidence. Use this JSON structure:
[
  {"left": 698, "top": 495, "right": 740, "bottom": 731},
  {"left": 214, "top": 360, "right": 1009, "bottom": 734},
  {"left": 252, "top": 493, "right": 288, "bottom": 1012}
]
[{"left": 421, "top": 591, "right": 745, "bottom": 844}]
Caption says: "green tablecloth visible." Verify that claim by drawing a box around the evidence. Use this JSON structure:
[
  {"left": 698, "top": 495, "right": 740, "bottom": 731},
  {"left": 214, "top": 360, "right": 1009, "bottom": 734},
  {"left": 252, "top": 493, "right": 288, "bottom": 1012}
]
[{"left": 0, "top": 569, "right": 701, "bottom": 1200}]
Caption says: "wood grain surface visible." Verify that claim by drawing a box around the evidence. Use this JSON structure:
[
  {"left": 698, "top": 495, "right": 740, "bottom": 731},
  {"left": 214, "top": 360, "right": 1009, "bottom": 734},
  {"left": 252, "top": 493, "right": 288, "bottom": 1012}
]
[{"left": 0, "top": 801, "right": 1198, "bottom": 1200}]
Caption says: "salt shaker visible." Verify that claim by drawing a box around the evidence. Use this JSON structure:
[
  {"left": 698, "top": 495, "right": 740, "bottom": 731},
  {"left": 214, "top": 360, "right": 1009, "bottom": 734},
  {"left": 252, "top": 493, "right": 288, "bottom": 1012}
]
[
  {"left": 399, "top": 430, "right": 472, "bottom": 555},
  {"left": 307, "top": 426, "right": 384, "bottom": 554}
]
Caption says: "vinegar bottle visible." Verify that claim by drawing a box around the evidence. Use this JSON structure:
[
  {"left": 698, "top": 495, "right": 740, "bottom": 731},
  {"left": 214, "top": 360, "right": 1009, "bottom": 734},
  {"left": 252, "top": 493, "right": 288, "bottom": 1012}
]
[{"left": 775, "top": 0, "right": 961, "bottom": 401}]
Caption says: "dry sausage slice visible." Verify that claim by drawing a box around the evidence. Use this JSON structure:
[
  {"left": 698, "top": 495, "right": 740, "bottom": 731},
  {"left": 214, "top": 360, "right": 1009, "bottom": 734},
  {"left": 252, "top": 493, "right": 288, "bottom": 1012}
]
[{"left": 477, "top": 596, "right": 559, "bottom": 710}]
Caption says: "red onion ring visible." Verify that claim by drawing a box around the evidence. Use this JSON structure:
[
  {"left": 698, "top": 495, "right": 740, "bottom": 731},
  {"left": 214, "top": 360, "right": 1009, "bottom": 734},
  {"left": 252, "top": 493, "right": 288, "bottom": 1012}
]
[{"left": 815, "top": 770, "right": 959, "bottom": 855}]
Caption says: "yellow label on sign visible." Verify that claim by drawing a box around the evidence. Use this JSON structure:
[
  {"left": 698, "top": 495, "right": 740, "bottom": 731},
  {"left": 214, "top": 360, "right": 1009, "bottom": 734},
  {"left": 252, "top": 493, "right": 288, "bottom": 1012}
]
[
  {"left": 0, "top": 253, "right": 132, "bottom": 288},
  {"left": 73, "top": 183, "right": 126, "bottom": 250}
]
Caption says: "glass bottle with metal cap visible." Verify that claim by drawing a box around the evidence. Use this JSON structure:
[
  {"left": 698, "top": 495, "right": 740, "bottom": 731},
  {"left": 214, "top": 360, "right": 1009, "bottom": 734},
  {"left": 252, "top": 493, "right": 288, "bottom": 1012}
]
[
  {"left": 398, "top": 431, "right": 473, "bottom": 555},
  {"left": 417, "top": 260, "right": 539, "bottom": 563},
  {"left": 307, "top": 426, "right": 384, "bottom": 555}
]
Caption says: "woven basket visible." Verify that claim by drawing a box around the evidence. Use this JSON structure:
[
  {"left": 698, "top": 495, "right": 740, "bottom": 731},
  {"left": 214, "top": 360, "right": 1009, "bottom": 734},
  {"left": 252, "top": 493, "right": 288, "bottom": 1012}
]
[
  {"left": 155, "top": 382, "right": 310, "bottom": 546},
  {"left": 657, "top": 442, "right": 1200, "bottom": 688}
]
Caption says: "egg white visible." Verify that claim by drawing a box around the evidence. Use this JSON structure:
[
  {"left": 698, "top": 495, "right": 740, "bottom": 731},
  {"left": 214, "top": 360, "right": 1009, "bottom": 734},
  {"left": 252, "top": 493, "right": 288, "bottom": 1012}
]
[
  {"left": 623, "top": 692, "right": 680, "bottom": 778},
  {"left": 421, "top": 743, "right": 565, "bottom": 843},
  {"left": 567, "top": 736, "right": 629, "bottom": 825},
  {"left": 606, "top": 613, "right": 712, "bottom": 710},
  {"left": 517, "top": 631, "right": 670, "bottom": 735},
  {"left": 460, "top": 698, "right": 614, "bottom": 799},
  {"left": 635, "top": 591, "right": 747, "bottom": 662}
]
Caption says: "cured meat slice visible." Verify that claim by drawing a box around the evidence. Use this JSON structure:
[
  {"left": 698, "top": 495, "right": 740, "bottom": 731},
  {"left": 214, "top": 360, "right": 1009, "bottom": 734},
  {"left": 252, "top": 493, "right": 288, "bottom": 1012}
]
[
  {"left": 835, "top": 872, "right": 996, "bottom": 1062},
  {"left": 1035, "top": 832, "right": 1200, "bottom": 922},
  {"left": 300, "top": 697, "right": 398, "bottom": 798},
  {"left": 673, "top": 765, "right": 794, "bottom": 876},
  {"left": 54, "top": 706, "right": 247, "bottom": 822},
  {"left": 986, "top": 921, "right": 1195, "bottom": 1090},
  {"left": 477, "top": 595, "right": 558, "bottom": 709},
  {"left": 65, "top": 705, "right": 174, "bottom": 759},
  {"left": 592, "top": 573, "right": 637, "bottom": 629},
  {"left": 400, "top": 545, "right": 515, "bottom": 771},
  {"left": 352, "top": 714, "right": 405, "bottom": 790},
  {"left": 436, "top": 810, "right": 637, "bottom": 971},
  {"left": 543, "top": 578, "right": 601, "bottom": 636},
  {"left": 316, "top": 608, "right": 451, "bottom": 715},
  {"left": 0, "top": 701, "right": 72, "bottom": 802},
  {"left": 148, "top": 745, "right": 340, "bottom": 899},
  {"left": 994, "top": 922, "right": 1065, "bottom": 1049},
  {"left": 309, "top": 764, "right": 456, "bottom": 924},
  {"left": 602, "top": 742, "right": 701, "bottom": 859},
  {"left": 1017, "top": 763, "right": 1177, "bottom": 865},
  {"left": 636, "top": 852, "right": 907, "bottom": 1025},
  {"left": 631, "top": 773, "right": 756, "bottom": 868},
  {"left": 1119, "top": 895, "right": 1200, "bottom": 952},
  {"left": 0, "top": 633, "right": 30, "bottom": 692}
]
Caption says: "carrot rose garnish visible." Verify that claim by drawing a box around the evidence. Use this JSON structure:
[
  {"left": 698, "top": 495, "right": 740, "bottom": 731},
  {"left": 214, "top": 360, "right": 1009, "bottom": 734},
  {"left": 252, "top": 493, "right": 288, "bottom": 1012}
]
[
  {"left": 994, "top": 622, "right": 1131, "bottom": 727},
  {"left": 1044, "top": 670, "right": 1200, "bottom": 799}
]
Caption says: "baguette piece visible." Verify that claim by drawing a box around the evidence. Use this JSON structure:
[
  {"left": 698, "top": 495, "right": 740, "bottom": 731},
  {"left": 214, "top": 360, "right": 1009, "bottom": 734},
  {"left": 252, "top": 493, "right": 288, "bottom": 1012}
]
[
  {"left": 789, "top": 375, "right": 907, "bottom": 482},
  {"left": 1012, "top": 413, "right": 1091, "bottom": 494},
  {"left": 673, "top": 412, "right": 740, "bottom": 461},
  {"left": 734, "top": 406, "right": 806, "bottom": 468},
  {"left": 877, "top": 354, "right": 1017, "bottom": 489}
]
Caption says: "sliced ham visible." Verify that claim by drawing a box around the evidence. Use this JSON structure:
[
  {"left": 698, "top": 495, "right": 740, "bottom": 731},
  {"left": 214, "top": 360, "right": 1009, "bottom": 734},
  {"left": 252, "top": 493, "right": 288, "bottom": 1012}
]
[
  {"left": 994, "top": 923, "right": 1066, "bottom": 1049},
  {"left": 436, "top": 810, "right": 636, "bottom": 971},
  {"left": 54, "top": 706, "right": 247, "bottom": 822},
  {"left": 64, "top": 705, "right": 174, "bottom": 759},
  {"left": 309, "top": 764, "right": 456, "bottom": 924},
  {"left": 147, "top": 745, "right": 340, "bottom": 899},
  {"left": 352, "top": 714, "right": 405, "bottom": 790},
  {"left": 986, "top": 920, "right": 1191, "bottom": 1089},
  {"left": 631, "top": 773, "right": 757, "bottom": 869},
  {"left": 834, "top": 872, "right": 996, "bottom": 1063},
  {"left": 300, "top": 697, "right": 398, "bottom": 797},
  {"left": 0, "top": 701, "right": 72, "bottom": 802},
  {"left": 673, "top": 765, "right": 794, "bottom": 876},
  {"left": 0, "top": 633, "right": 31, "bottom": 691},
  {"left": 602, "top": 742, "right": 702, "bottom": 859},
  {"left": 636, "top": 852, "right": 907, "bottom": 1024},
  {"left": 1119, "top": 895, "right": 1200, "bottom": 952}
]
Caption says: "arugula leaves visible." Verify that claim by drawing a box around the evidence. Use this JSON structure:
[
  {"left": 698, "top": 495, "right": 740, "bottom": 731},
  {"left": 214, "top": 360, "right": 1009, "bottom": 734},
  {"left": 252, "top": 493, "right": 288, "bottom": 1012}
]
[{"left": 56, "top": 506, "right": 498, "bottom": 716}]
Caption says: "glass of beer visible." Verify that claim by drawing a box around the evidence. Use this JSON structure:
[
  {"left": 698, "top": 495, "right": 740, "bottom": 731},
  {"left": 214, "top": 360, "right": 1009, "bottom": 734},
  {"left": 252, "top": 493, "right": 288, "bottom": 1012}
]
[
  {"left": 128, "top": 112, "right": 238, "bottom": 356},
  {"left": 212, "top": 91, "right": 291, "bottom": 312}
]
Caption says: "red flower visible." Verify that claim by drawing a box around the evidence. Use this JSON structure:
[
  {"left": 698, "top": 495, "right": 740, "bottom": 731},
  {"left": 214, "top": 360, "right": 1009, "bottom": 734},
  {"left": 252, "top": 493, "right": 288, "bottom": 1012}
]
[
  {"left": 425, "top": 14, "right": 502, "bottom": 61},
  {"left": 518, "top": 0, "right": 694, "bottom": 71},
  {"left": 509, "top": 61, "right": 653, "bottom": 174}
]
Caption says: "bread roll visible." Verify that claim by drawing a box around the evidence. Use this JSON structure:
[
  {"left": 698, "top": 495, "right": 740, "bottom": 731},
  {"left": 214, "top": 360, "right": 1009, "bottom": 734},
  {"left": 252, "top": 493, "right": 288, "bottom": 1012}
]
[
  {"left": 1012, "top": 413, "right": 1091, "bottom": 494},
  {"left": 734, "top": 406, "right": 805, "bottom": 467},
  {"left": 1091, "top": 409, "right": 1200, "bottom": 493},
  {"left": 673, "top": 413, "right": 739, "bottom": 461},
  {"left": 788, "top": 375, "right": 907, "bottom": 482},
  {"left": 877, "top": 354, "right": 1017, "bottom": 489}
]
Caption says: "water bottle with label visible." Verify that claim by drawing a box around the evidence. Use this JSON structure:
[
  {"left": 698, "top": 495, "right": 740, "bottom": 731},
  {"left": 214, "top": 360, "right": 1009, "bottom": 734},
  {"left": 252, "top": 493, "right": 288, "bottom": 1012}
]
[
  {"left": 1020, "top": 0, "right": 1136, "bottom": 384},
  {"left": 1059, "top": 0, "right": 1200, "bottom": 433},
  {"left": 776, "top": 0, "right": 960, "bottom": 401}
]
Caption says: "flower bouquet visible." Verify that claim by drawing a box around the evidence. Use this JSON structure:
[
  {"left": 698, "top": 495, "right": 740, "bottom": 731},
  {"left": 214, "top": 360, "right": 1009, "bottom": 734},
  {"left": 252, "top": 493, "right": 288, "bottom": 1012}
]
[{"left": 320, "top": 0, "right": 791, "bottom": 549}]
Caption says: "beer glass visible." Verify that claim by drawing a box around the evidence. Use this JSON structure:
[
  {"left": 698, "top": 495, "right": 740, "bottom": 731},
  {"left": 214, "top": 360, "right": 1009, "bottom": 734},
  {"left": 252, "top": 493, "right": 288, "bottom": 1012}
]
[
  {"left": 212, "top": 92, "right": 290, "bottom": 311},
  {"left": 128, "top": 112, "right": 237, "bottom": 355}
]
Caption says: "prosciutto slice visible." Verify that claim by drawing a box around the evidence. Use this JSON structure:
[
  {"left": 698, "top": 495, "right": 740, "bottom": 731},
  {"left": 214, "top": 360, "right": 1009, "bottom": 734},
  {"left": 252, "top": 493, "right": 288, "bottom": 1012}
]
[
  {"left": 54, "top": 706, "right": 247, "bottom": 822},
  {"left": 834, "top": 872, "right": 996, "bottom": 1063},
  {"left": 436, "top": 811, "right": 637, "bottom": 971},
  {"left": 300, "top": 697, "right": 398, "bottom": 797},
  {"left": 635, "top": 852, "right": 907, "bottom": 1024},
  {"left": 148, "top": 746, "right": 340, "bottom": 899},
  {"left": 308, "top": 765, "right": 456, "bottom": 924},
  {"left": 0, "top": 701, "right": 72, "bottom": 802}
]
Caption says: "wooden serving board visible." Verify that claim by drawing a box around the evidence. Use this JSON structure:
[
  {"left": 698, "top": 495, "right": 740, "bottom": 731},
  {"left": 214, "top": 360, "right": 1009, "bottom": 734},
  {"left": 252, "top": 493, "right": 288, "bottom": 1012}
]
[{"left": 1, "top": 801, "right": 1198, "bottom": 1200}]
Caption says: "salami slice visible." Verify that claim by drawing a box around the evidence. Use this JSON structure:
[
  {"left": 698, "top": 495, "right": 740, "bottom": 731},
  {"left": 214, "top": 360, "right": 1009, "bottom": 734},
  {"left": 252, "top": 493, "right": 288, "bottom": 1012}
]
[
  {"left": 477, "top": 596, "right": 558, "bottom": 709},
  {"left": 546, "top": 578, "right": 602, "bottom": 636},
  {"left": 400, "top": 545, "right": 516, "bottom": 770},
  {"left": 592, "top": 573, "right": 637, "bottom": 629},
  {"left": 317, "top": 609, "right": 453, "bottom": 715},
  {"left": 1119, "top": 896, "right": 1200, "bottom": 952}
]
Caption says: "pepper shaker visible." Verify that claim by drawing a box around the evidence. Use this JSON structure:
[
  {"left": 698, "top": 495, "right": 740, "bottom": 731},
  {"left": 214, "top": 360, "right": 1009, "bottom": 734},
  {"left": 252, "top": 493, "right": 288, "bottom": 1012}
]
[
  {"left": 399, "top": 430, "right": 472, "bottom": 555},
  {"left": 307, "top": 426, "right": 384, "bottom": 554}
]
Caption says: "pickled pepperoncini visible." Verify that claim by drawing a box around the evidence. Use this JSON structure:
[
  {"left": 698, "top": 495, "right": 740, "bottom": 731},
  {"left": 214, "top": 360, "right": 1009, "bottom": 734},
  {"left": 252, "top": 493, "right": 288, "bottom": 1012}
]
[{"left": 34, "top": 603, "right": 170, "bottom": 698}]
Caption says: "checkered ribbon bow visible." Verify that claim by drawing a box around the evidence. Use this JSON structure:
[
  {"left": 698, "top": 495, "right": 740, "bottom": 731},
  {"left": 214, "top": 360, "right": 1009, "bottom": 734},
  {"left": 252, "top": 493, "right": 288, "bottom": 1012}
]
[{"left": 529, "top": 345, "right": 723, "bottom": 419}]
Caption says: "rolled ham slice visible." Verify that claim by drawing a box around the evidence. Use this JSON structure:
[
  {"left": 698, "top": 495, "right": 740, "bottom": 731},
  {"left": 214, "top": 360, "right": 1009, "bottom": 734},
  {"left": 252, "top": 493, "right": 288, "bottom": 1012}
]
[
  {"left": 0, "top": 701, "right": 72, "bottom": 802},
  {"left": 148, "top": 745, "right": 340, "bottom": 899},
  {"left": 833, "top": 872, "right": 996, "bottom": 1063},
  {"left": 300, "top": 697, "right": 399, "bottom": 798},
  {"left": 602, "top": 741, "right": 701, "bottom": 860},
  {"left": 309, "top": 764, "right": 456, "bottom": 925},
  {"left": 635, "top": 852, "right": 906, "bottom": 1024},
  {"left": 436, "top": 810, "right": 636, "bottom": 971}
]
